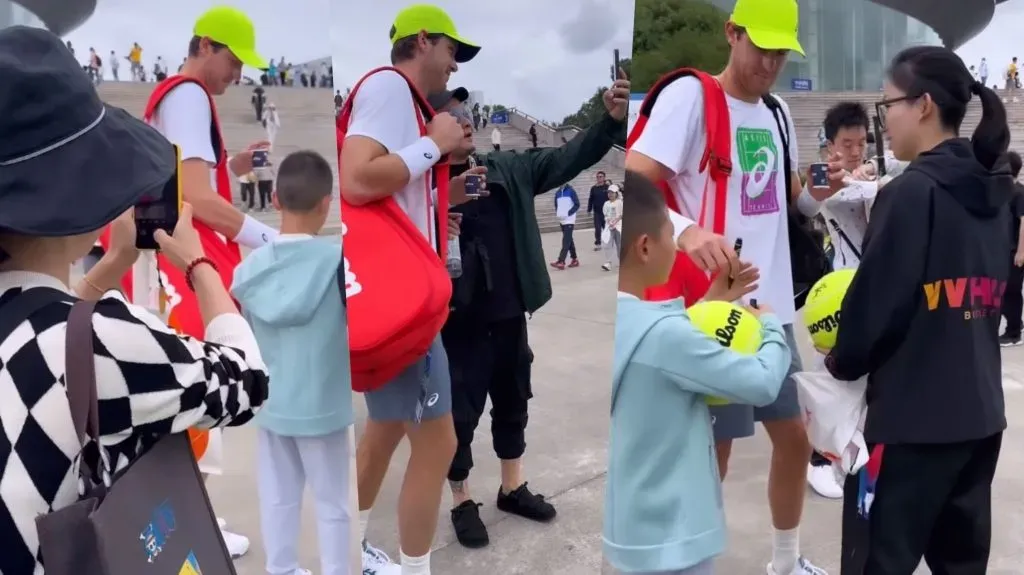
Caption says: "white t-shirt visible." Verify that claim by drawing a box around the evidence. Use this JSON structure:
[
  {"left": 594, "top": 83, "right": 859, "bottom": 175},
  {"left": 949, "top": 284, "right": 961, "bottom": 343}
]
[
  {"left": 820, "top": 180, "right": 878, "bottom": 270},
  {"left": 631, "top": 77, "right": 798, "bottom": 324},
  {"left": 346, "top": 70, "right": 436, "bottom": 242},
  {"left": 147, "top": 82, "right": 218, "bottom": 190}
]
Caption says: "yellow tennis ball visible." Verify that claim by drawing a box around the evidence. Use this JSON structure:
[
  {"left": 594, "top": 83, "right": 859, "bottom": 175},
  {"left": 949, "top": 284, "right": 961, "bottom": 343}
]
[
  {"left": 688, "top": 300, "right": 764, "bottom": 406},
  {"left": 803, "top": 268, "right": 857, "bottom": 351}
]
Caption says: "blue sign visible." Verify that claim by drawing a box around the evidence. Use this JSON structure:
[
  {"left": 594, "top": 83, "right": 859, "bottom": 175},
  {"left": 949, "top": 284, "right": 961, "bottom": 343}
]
[
  {"left": 791, "top": 78, "right": 812, "bottom": 91},
  {"left": 490, "top": 111, "right": 509, "bottom": 125}
]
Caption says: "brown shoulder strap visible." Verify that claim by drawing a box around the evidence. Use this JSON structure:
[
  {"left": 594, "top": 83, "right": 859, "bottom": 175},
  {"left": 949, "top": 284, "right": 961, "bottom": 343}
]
[{"left": 65, "top": 299, "right": 99, "bottom": 443}]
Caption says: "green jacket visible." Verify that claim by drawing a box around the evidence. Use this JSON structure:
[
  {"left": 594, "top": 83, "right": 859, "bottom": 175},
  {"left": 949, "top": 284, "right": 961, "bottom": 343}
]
[{"left": 481, "top": 114, "right": 623, "bottom": 314}]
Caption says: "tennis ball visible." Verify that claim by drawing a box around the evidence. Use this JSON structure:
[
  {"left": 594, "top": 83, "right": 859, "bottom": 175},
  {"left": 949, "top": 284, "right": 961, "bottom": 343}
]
[
  {"left": 803, "top": 268, "right": 857, "bottom": 351},
  {"left": 688, "top": 300, "right": 764, "bottom": 406}
]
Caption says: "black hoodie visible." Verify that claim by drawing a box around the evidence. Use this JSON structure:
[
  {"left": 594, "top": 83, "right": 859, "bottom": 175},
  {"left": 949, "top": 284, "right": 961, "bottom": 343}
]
[{"left": 826, "top": 139, "right": 1011, "bottom": 445}]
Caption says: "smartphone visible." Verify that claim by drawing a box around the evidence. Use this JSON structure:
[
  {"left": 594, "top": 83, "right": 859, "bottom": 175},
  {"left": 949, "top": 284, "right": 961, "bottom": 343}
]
[
  {"left": 612, "top": 48, "right": 621, "bottom": 81},
  {"left": 252, "top": 149, "right": 269, "bottom": 168},
  {"left": 809, "top": 162, "right": 830, "bottom": 188},
  {"left": 464, "top": 174, "right": 483, "bottom": 198},
  {"left": 135, "top": 144, "right": 182, "bottom": 250}
]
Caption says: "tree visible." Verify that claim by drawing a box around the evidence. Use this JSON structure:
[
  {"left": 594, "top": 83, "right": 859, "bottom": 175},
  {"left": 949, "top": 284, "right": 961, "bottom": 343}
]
[{"left": 631, "top": 0, "right": 730, "bottom": 92}]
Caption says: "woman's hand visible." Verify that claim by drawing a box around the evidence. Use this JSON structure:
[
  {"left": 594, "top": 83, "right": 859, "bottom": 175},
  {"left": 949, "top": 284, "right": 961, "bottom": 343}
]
[
  {"left": 154, "top": 203, "right": 205, "bottom": 270},
  {"left": 704, "top": 260, "right": 760, "bottom": 303},
  {"left": 106, "top": 208, "right": 140, "bottom": 267}
]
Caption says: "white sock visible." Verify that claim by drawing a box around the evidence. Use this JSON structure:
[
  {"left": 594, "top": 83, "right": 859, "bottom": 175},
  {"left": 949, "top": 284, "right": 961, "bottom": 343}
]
[
  {"left": 358, "top": 509, "right": 370, "bottom": 547},
  {"left": 771, "top": 527, "right": 799, "bottom": 574},
  {"left": 400, "top": 550, "right": 430, "bottom": 575}
]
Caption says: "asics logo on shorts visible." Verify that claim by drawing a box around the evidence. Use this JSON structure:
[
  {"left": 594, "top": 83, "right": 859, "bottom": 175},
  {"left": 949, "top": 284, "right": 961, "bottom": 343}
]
[{"left": 426, "top": 393, "right": 439, "bottom": 407}]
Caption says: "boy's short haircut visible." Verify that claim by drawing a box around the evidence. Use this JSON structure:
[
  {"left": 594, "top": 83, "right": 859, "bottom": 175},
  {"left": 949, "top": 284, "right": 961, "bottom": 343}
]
[
  {"left": 621, "top": 169, "right": 668, "bottom": 261},
  {"left": 275, "top": 150, "right": 334, "bottom": 212}
]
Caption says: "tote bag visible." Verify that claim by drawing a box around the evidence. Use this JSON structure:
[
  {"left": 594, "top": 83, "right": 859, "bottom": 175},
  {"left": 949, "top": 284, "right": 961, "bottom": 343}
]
[{"left": 36, "top": 300, "right": 234, "bottom": 575}]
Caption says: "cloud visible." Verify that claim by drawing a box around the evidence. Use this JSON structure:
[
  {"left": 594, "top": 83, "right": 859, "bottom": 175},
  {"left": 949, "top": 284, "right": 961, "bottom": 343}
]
[
  {"left": 330, "top": 0, "right": 633, "bottom": 121},
  {"left": 956, "top": 3, "right": 1024, "bottom": 79}
]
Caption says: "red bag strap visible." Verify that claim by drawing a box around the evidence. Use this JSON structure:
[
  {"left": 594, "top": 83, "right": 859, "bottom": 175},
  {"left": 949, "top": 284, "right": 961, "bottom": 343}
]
[
  {"left": 145, "top": 75, "right": 228, "bottom": 164},
  {"left": 625, "top": 68, "right": 732, "bottom": 234},
  {"left": 337, "top": 67, "right": 450, "bottom": 259}
]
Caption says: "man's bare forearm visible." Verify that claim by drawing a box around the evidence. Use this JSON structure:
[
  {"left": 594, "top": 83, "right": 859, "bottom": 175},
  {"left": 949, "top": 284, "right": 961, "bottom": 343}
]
[
  {"left": 344, "top": 154, "right": 412, "bottom": 205},
  {"left": 189, "top": 189, "right": 245, "bottom": 238}
]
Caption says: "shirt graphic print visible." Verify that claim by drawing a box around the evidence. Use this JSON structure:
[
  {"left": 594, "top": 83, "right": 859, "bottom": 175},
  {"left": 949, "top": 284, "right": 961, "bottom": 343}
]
[{"left": 736, "top": 127, "right": 781, "bottom": 216}]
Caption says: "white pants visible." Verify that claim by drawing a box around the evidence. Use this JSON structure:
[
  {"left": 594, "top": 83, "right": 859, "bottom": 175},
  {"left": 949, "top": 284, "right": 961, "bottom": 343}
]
[{"left": 257, "top": 426, "right": 352, "bottom": 575}]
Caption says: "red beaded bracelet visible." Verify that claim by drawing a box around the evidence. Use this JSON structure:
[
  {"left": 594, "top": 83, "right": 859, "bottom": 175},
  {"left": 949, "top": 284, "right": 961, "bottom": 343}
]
[{"left": 184, "top": 257, "right": 217, "bottom": 292}]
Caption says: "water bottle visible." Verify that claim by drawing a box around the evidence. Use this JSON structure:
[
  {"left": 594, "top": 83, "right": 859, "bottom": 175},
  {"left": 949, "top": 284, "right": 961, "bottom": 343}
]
[{"left": 447, "top": 236, "right": 463, "bottom": 278}]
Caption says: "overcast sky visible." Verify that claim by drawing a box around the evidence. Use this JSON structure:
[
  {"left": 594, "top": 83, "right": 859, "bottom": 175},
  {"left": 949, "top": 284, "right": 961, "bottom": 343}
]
[
  {"left": 956, "top": 2, "right": 1024, "bottom": 77},
  {"left": 63, "top": 0, "right": 330, "bottom": 78},
  {"left": 330, "top": 0, "right": 634, "bottom": 122}
]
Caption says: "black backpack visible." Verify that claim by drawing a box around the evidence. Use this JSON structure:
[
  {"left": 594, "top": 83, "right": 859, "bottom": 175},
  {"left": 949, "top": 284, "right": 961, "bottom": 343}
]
[{"left": 762, "top": 95, "right": 832, "bottom": 309}]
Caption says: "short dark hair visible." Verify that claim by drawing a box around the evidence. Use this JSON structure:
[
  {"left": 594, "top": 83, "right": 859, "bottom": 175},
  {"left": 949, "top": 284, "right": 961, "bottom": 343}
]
[
  {"left": 1009, "top": 151, "right": 1022, "bottom": 178},
  {"left": 822, "top": 102, "right": 869, "bottom": 142},
  {"left": 621, "top": 170, "right": 667, "bottom": 262},
  {"left": 597, "top": 171, "right": 606, "bottom": 177},
  {"left": 390, "top": 32, "right": 442, "bottom": 65},
  {"left": 188, "top": 35, "right": 227, "bottom": 58},
  {"left": 275, "top": 151, "right": 334, "bottom": 212}
]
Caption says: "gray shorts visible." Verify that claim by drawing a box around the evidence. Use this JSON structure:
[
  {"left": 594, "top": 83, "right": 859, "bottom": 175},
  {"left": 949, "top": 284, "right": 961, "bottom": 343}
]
[
  {"left": 363, "top": 335, "right": 452, "bottom": 423},
  {"left": 709, "top": 323, "right": 802, "bottom": 440}
]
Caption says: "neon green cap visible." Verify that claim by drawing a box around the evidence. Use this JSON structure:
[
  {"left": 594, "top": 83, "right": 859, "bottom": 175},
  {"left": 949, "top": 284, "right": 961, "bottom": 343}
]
[
  {"left": 730, "top": 0, "right": 804, "bottom": 57},
  {"left": 194, "top": 6, "right": 268, "bottom": 69},
  {"left": 390, "top": 4, "right": 480, "bottom": 63}
]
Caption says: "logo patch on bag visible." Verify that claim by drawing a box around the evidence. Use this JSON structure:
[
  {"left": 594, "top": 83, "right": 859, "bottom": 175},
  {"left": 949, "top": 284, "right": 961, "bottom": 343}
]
[
  {"left": 178, "top": 551, "right": 203, "bottom": 575},
  {"left": 140, "top": 500, "right": 176, "bottom": 563}
]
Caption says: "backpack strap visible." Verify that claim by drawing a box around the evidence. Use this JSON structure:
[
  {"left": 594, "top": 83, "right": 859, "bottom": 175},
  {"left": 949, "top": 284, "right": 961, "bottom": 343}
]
[
  {"left": 626, "top": 68, "right": 731, "bottom": 234},
  {"left": 761, "top": 94, "right": 793, "bottom": 206}
]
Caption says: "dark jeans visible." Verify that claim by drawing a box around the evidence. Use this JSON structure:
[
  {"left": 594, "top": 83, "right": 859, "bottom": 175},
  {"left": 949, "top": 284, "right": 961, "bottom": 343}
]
[
  {"left": 443, "top": 316, "right": 533, "bottom": 482},
  {"left": 493, "top": 144, "right": 501, "bottom": 151},
  {"left": 593, "top": 211, "right": 605, "bottom": 246},
  {"left": 840, "top": 434, "right": 1001, "bottom": 575},
  {"left": 1001, "top": 262, "right": 1024, "bottom": 337},
  {"left": 240, "top": 182, "right": 256, "bottom": 209},
  {"left": 256, "top": 180, "right": 273, "bottom": 209},
  {"left": 557, "top": 223, "right": 577, "bottom": 263}
]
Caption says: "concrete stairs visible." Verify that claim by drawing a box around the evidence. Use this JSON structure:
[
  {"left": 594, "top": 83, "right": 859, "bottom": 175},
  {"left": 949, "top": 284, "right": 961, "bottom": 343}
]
[
  {"left": 776, "top": 90, "right": 1024, "bottom": 170},
  {"left": 97, "top": 82, "right": 343, "bottom": 233}
]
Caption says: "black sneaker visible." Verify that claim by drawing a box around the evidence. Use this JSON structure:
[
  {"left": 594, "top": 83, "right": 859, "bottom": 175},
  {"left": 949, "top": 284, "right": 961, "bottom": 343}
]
[
  {"left": 496, "top": 482, "right": 556, "bottom": 522},
  {"left": 1000, "top": 334, "right": 1022, "bottom": 347},
  {"left": 450, "top": 500, "right": 489, "bottom": 548}
]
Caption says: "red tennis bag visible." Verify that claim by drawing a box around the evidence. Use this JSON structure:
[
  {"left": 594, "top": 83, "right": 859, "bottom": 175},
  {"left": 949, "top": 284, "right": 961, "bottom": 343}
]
[
  {"left": 626, "top": 69, "right": 732, "bottom": 305},
  {"left": 100, "top": 75, "right": 241, "bottom": 338},
  {"left": 337, "top": 67, "right": 451, "bottom": 393}
]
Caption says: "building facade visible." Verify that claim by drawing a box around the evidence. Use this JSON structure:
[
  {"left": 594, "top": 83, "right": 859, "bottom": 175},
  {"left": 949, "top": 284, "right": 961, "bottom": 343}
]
[
  {"left": 0, "top": 0, "right": 44, "bottom": 28},
  {"left": 703, "top": 0, "right": 944, "bottom": 91}
]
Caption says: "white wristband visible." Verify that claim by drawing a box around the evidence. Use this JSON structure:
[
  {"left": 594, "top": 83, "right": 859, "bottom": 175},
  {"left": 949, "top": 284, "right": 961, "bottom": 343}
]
[
  {"left": 233, "top": 215, "right": 279, "bottom": 249},
  {"left": 396, "top": 136, "right": 442, "bottom": 180},
  {"left": 797, "top": 186, "right": 823, "bottom": 217}
]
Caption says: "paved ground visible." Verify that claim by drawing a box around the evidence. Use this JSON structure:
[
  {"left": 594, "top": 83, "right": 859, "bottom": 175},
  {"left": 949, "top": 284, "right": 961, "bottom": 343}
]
[{"left": 202, "top": 228, "right": 1024, "bottom": 575}]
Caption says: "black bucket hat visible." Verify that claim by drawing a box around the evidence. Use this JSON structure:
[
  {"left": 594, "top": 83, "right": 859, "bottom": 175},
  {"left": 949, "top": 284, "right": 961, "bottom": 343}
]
[{"left": 0, "top": 26, "right": 175, "bottom": 239}]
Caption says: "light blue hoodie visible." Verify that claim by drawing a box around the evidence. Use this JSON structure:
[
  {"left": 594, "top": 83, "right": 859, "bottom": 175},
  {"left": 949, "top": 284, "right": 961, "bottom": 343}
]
[
  {"left": 604, "top": 294, "right": 791, "bottom": 573},
  {"left": 231, "top": 235, "right": 352, "bottom": 437}
]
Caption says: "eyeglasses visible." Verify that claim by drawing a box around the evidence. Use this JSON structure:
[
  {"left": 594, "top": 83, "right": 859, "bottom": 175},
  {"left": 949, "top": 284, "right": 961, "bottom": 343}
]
[{"left": 874, "top": 94, "right": 917, "bottom": 130}]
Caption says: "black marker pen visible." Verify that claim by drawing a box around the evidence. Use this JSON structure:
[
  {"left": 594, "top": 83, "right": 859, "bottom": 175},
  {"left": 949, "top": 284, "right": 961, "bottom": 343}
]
[{"left": 728, "top": 238, "right": 743, "bottom": 289}]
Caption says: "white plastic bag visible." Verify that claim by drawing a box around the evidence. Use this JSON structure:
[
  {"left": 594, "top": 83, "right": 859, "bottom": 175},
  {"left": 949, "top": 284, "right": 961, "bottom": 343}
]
[
  {"left": 793, "top": 370, "right": 869, "bottom": 476},
  {"left": 601, "top": 226, "right": 611, "bottom": 245}
]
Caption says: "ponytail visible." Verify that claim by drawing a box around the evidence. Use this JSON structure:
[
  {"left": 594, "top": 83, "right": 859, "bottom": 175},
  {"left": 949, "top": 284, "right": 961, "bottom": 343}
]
[{"left": 970, "top": 81, "right": 1010, "bottom": 170}]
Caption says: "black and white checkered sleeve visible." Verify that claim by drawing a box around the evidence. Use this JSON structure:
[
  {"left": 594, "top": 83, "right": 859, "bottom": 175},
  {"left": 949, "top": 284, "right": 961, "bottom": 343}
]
[{"left": 89, "top": 292, "right": 269, "bottom": 438}]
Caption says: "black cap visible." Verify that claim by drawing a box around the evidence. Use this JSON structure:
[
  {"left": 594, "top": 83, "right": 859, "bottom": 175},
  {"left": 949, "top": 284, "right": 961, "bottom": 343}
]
[{"left": 427, "top": 86, "right": 469, "bottom": 111}]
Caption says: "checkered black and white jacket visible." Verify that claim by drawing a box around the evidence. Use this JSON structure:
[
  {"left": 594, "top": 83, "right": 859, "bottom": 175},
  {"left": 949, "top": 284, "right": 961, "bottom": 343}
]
[{"left": 0, "top": 272, "right": 269, "bottom": 575}]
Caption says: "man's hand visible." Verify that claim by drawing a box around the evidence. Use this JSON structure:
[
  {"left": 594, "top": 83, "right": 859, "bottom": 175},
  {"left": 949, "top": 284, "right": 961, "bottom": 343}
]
[
  {"left": 678, "top": 225, "right": 737, "bottom": 274},
  {"left": 808, "top": 152, "right": 848, "bottom": 201},
  {"left": 450, "top": 166, "right": 490, "bottom": 205},
  {"left": 603, "top": 68, "right": 631, "bottom": 121},
  {"left": 427, "top": 112, "right": 465, "bottom": 154},
  {"left": 229, "top": 140, "right": 272, "bottom": 177},
  {"left": 1015, "top": 251, "right": 1024, "bottom": 267},
  {"left": 448, "top": 212, "right": 462, "bottom": 240},
  {"left": 704, "top": 260, "right": 760, "bottom": 303}
]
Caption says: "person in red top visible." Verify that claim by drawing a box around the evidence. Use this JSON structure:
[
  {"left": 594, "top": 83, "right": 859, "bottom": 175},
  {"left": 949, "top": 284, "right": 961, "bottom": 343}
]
[{"left": 102, "top": 6, "right": 273, "bottom": 559}]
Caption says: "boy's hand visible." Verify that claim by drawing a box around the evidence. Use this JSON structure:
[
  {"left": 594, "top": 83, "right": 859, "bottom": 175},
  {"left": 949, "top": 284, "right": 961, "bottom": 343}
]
[
  {"left": 742, "top": 301, "right": 773, "bottom": 318},
  {"left": 448, "top": 212, "right": 462, "bottom": 239},
  {"left": 704, "top": 261, "right": 759, "bottom": 302}
]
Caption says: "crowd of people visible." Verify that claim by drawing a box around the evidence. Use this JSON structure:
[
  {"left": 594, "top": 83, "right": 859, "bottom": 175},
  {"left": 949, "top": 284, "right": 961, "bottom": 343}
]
[{"left": 611, "top": 0, "right": 1011, "bottom": 574}]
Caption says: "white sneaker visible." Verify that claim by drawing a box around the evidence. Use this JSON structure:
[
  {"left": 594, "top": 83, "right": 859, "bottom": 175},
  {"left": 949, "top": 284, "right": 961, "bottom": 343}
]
[
  {"left": 362, "top": 540, "right": 400, "bottom": 575},
  {"left": 807, "top": 463, "right": 843, "bottom": 499},
  {"left": 216, "top": 517, "right": 227, "bottom": 530},
  {"left": 221, "top": 528, "right": 249, "bottom": 558},
  {"left": 767, "top": 556, "right": 829, "bottom": 575}
]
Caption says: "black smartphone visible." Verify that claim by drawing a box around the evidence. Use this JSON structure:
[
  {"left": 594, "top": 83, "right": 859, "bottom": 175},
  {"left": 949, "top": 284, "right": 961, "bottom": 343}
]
[
  {"left": 464, "top": 174, "right": 483, "bottom": 198},
  {"left": 135, "top": 144, "right": 182, "bottom": 250},
  {"left": 252, "top": 149, "right": 269, "bottom": 168},
  {"left": 809, "top": 162, "right": 830, "bottom": 188},
  {"left": 612, "top": 48, "right": 620, "bottom": 82}
]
